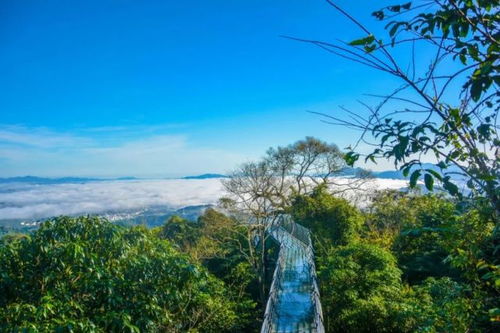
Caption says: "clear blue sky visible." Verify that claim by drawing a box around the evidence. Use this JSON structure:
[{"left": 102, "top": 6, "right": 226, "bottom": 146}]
[{"left": 1, "top": 0, "right": 408, "bottom": 177}]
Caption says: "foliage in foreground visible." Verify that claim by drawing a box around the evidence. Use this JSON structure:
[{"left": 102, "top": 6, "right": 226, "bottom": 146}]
[
  {"left": 293, "top": 0, "right": 500, "bottom": 328},
  {"left": 0, "top": 216, "right": 243, "bottom": 332},
  {"left": 312, "top": 0, "right": 499, "bottom": 217}
]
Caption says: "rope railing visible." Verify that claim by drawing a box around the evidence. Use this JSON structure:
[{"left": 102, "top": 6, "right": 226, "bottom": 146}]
[{"left": 261, "top": 215, "right": 325, "bottom": 333}]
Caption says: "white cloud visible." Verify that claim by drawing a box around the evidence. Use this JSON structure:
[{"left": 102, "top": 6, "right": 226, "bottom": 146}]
[
  {"left": 0, "top": 124, "right": 246, "bottom": 177},
  {"left": 0, "top": 125, "right": 92, "bottom": 148},
  {"left": 0, "top": 179, "right": 225, "bottom": 220}
]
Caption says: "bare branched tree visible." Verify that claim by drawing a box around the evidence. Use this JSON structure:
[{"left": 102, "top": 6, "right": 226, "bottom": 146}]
[
  {"left": 220, "top": 136, "right": 371, "bottom": 300},
  {"left": 221, "top": 137, "right": 366, "bottom": 218}
]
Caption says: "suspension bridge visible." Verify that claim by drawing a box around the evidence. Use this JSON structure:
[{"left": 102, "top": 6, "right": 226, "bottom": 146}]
[{"left": 261, "top": 215, "right": 324, "bottom": 333}]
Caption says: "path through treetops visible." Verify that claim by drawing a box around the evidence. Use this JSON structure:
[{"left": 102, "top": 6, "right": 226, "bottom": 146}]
[{"left": 261, "top": 216, "right": 324, "bottom": 333}]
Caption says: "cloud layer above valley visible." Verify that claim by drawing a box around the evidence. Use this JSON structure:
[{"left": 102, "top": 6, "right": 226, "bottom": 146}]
[
  {"left": 0, "top": 179, "right": 225, "bottom": 221},
  {"left": 0, "top": 178, "right": 409, "bottom": 221}
]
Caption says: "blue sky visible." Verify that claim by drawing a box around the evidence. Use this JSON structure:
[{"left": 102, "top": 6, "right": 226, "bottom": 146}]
[{"left": 1, "top": 0, "right": 419, "bottom": 177}]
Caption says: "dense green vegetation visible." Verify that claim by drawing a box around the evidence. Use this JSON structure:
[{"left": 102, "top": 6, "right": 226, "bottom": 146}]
[
  {"left": 0, "top": 216, "right": 257, "bottom": 332},
  {"left": 2, "top": 187, "right": 497, "bottom": 332},
  {"left": 291, "top": 186, "right": 498, "bottom": 332},
  {"left": 158, "top": 209, "right": 264, "bottom": 332}
]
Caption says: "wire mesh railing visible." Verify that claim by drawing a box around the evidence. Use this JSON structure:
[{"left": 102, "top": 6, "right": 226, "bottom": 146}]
[
  {"left": 260, "top": 241, "right": 286, "bottom": 333},
  {"left": 278, "top": 215, "right": 312, "bottom": 247}
]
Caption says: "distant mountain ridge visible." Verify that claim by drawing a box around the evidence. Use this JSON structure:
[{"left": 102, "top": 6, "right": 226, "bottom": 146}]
[
  {"left": 182, "top": 173, "right": 228, "bottom": 179},
  {"left": 0, "top": 165, "right": 462, "bottom": 184},
  {"left": 373, "top": 170, "right": 405, "bottom": 179},
  {"left": 0, "top": 174, "right": 229, "bottom": 184},
  {"left": 0, "top": 176, "right": 138, "bottom": 184}
]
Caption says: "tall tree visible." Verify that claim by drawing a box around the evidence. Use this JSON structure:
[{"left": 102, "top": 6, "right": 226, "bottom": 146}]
[
  {"left": 221, "top": 137, "right": 359, "bottom": 302},
  {"left": 290, "top": 0, "right": 499, "bottom": 218}
]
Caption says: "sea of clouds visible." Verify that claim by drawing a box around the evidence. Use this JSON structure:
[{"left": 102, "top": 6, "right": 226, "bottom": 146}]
[
  {"left": 0, "top": 179, "right": 224, "bottom": 221},
  {"left": 0, "top": 178, "right": 409, "bottom": 222}
]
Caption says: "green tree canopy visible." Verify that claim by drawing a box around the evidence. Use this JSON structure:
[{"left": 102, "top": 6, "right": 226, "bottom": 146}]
[
  {"left": 401, "top": 277, "right": 477, "bottom": 332},
  {"left": 157, "top": 215, "right": 201, "bottom": 253},
  {"left": 291, "top": 185, "right": 363, "bottom": 246},
  {"left": 0, "top": 216, "right": 240, "bottom": 332},
  {"left": 318, "top": 242, "right": 404, "bottom": 332},
  {"left": 366, "top": 191, "right": 460, "bottom": 283},
  {"left": 158, "top": 209, "right": 262, "bottom": 331}
]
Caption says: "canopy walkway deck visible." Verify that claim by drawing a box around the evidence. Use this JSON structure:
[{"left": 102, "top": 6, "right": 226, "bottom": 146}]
[{"left": 261, "top": 216, "right": 324, "bottom": 333}]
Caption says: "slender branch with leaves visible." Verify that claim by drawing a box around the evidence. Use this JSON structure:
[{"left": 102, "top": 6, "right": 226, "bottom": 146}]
[{"left": 288, "top": 0, "right": 499, "bottom": 218}]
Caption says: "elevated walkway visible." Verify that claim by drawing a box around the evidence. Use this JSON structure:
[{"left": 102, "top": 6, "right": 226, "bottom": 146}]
[{"left": 261, "top": 216, "right": 324, "bottom": 333}]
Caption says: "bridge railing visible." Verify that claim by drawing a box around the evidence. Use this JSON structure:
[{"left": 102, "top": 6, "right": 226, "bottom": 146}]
[
  {"left": 278, "top": 215, "right": 311, "bottom": 247},
  {"left": 309, "top": 258, "right": 325, "bottom": 333},
  {"left": 260, "top": 240, "right": 287, "bottom": 333}
]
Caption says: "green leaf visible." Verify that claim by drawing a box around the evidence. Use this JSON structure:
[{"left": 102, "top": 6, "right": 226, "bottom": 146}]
[
  {"left": 372, "top": 10, "right": 384, "bottom": 20},
  {"left": 459, "top": 53, "right": 467, "bottom": 65},
  {"left": 489, "top": 308, "right": 500, "bottom": 319},
  {"left": 388, "top": 5, "right": 401, "bottom": 12},
  {"left": 477, "top": 124, "right": 491, "bottom": 139},
  {"left": 443, "top": 178, "right": 459, "bottom": 196},
  {"left": 409, "top": 170, "right": 421, "bottom": 187},
  {"left": 437, "top": 161, "right": 447, "bottom": 169},
  {"left": 424, "top": 173, "right": 434, "bottom": 190},
  {"left": 364, "top": 44, "right": 377, "bottom": 53},
  {"left": 381, "top": 133, "right": 392, "bottom": 146},
  {"left": 402, "top": 166, "right": 411, "bottom": 177},
  {"left": 426, "top": 169, "right": 442, "bottom": 181},
  {"left": 389, "top": 24, "right": 399, "bottom": 37},
  {"left": 449, "top": 108, "right": 460, "bottom": 122},
  {"left": 459, "top": 23, "right": 469, "bottom": 37},
  {"left": 345, "top": 151, "right": 360, "bottom": 166},
  {"left": 365, "top": 155, "right": 377, "bottom": 164},
  {"left": 349, "top": 34, "right": 375, "bottom": 46},
  {"left": 470, "top": 80, "right": 483, "bottom": 102}
]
